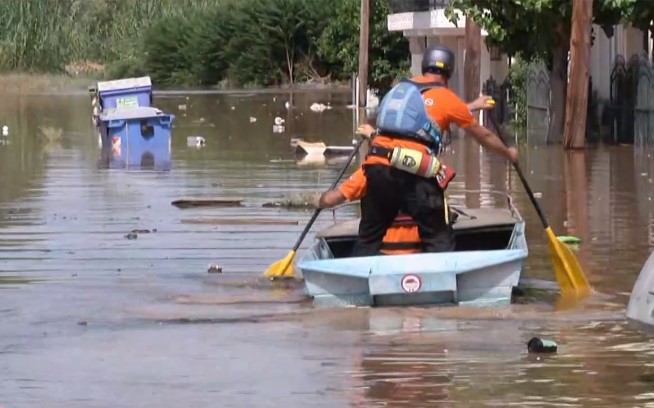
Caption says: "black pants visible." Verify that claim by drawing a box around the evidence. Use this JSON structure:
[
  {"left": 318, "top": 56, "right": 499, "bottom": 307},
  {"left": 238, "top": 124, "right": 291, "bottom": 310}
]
[{"left": 351, "top": 164, "right": 454, "bottom": 256}]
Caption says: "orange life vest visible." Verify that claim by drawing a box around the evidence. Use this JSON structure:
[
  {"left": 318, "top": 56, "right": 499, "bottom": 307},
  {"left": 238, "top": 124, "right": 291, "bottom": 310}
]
[{"left": 380, "top": 214, "right": 421, "bottom": 255}]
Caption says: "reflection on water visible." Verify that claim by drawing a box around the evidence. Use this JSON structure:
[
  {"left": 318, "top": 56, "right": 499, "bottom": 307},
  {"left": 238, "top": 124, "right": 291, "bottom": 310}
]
[{"left": 1, "top": 91, "right": 654, "bottom": 407}]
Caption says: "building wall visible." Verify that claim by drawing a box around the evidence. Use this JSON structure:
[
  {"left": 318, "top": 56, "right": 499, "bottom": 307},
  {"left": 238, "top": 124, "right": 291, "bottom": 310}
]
[{"left": 392, "top": 10, "right": 648, "bottom": 106}]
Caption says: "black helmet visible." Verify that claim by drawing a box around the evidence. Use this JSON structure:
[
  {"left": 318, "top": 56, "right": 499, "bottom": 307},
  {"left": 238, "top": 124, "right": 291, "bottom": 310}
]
[{"left": 421, "top": 45, "right": 455, "bottom": 78}]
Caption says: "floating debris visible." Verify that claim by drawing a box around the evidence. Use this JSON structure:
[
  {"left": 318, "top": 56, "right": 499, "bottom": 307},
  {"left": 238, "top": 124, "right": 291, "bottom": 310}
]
[
  {"left": 249, "top": 116, "right": 257, "bottom": 123},
  {"left": 39, "top": 126, "right": 63, "bottom": 144},
  {"left": 207, "top": 264, "right": 223, "bottom": 274},
  {"left": 310, "top": 102, "right": 331, "bottom": 112},
  {"left": 181, "top": 218, "right": 299, "bottom": 225},
  {"left": 171, "top": 198, "right": 244, "bottom": 209},
  {"left": 290, "top": 137, "right": 303, "bottom": 147},
  {"left": 131, "top": 229, "right": 152, "bottom": 234},
  {"left": 294, "top": 140, "right": 355, "bottom": 156},
  {"left": 274, "top": 116, "right": 285, "bottom": 126},
  {"left": 262, "top": 192, "right": 317, "bottom": 209},
  {"left": 527, "top": 337, "right": 558, "bottom": 353},
  {"left": 124, "top": 232, "right": 138, "bottom": 240},
  {"left": 187, "top": 136, "right": 205, "bottom": 147}
]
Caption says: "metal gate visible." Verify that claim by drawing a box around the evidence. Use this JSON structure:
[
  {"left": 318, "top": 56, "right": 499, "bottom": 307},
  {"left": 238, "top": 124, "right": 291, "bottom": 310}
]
[{"left": 526, "top": 62, "right": 551, "bottom": 145}]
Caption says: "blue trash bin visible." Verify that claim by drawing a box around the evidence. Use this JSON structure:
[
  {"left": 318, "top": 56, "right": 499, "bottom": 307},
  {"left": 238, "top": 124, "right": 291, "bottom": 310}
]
[
  {"left": 97, "top": 76, "right": 153, "bottom": 110},
  {"left": 98, "top": 106, "right": 175, "bottom": 171}
]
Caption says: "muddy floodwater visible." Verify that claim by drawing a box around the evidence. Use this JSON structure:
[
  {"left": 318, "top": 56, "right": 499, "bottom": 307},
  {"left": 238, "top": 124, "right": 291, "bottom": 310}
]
[{"left": 2, "top": 90, "right": 654, "bottom": 407}]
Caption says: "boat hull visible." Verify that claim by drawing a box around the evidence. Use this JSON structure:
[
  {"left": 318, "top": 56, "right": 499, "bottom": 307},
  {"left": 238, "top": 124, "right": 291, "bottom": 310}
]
[{"left": 298, "top": 205, "right": 528, "bottom": 308}]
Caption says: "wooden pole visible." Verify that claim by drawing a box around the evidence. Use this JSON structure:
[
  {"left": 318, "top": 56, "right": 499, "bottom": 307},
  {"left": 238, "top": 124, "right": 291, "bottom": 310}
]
[
  {"left": 464, "top": 16, "right": 481, "bottom": 122},
  {"left": 358, "top": 0, "right": 369, "bottom": 108},
  {"left": 464, "top": 16, "right": 482, "bottom": 209},
  {"left": 563, "top": 0, "right": 593, "bottom": 149}
]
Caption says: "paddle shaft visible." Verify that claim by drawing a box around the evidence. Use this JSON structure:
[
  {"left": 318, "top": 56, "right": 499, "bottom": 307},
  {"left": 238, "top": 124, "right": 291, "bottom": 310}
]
[
  {"left": 290, "top": 137, "right": 365, "bottom": 252},
  {"left": 488, "top": 114, "right": 549, "bottom": 230}
]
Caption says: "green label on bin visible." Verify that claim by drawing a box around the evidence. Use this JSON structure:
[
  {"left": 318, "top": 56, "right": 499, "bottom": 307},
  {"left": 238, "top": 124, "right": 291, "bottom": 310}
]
[{"left": 116, "top": 96, "right": 139, "bottom": 108}]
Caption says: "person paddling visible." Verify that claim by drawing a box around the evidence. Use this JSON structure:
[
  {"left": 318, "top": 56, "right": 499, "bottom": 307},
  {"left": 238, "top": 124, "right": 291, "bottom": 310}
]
[{"left": 339, "top": 44, "right": 517, "bottom": 257}]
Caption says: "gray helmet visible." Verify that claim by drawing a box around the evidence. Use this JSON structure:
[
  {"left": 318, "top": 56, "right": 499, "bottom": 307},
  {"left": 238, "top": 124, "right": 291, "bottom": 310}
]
[{"left": 421, "top": 45, "right": 455, "bottom": 78}]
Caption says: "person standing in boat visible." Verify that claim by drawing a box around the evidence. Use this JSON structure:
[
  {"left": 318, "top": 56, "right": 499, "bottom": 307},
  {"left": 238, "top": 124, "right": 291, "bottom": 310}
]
[
  {"left": 350, "top": 44, "right": 518, "bottom": 256},
  {"left": 313, "top": 87, "right": 495, "bottom": 255}
]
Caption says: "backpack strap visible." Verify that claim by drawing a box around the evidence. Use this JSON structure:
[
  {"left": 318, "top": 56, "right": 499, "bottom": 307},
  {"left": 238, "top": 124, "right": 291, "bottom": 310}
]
[{"left": 400, "top": 78, "right": 444, "bottom": 93}]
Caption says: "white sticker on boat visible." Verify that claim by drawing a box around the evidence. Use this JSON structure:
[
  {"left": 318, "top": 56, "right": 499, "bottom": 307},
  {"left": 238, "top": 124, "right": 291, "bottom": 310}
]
[{"left": 401, "top": 274, "right": 421, "bottom": 293}]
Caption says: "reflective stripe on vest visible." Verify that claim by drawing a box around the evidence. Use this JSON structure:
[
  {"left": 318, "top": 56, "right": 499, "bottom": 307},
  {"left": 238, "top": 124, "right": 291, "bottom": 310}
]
[
  {"left": 380, "top": 215, "right": 420, "bottom": 252},
  {"left": 392, "top": 215, "right": 416, "bottom": 226},
  {"left": 381, "top": 241, "right": 422, "bottom": 251}
]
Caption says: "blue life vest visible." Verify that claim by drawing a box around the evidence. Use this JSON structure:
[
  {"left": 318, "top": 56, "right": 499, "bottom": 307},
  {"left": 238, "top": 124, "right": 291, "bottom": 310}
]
[{"left": 376, "top": 78, "right": 444, "bottom": 149}]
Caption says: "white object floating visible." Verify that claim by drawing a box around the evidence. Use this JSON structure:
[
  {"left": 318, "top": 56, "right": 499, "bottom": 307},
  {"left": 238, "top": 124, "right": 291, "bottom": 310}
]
[
  {"left": 1, "top": 125, "right": 8, "bottom": 136},
  {"left": 533, "top": 192, "right": 543, "bottom": 198},
  {"left": 274, "top": 116, "right": 285, "bottom": 126},
  {"left": 310, "top": 103, "right": 330, "bottom": 112},
  {"left": 272, "top": 125, "right": 285, "bottom": 133},
  {"left": 367, "top": 89, "right": 380, "bottom": 109},
  {"left": 187, "top": 136, "right": 206, "bottom": 147},
  {"left": 294, "top": 140, "right": 354, "bottom": 156},
  {"left": 178, "top": 104, "right": 187, "bottom": 111},
  {"left": 284, "top": 101, "right": 290, "bottom": 109},
  {"left": 249, "top": 116, "right": 257, "bottom": 123},
  {"left": 290, "top": 137, "right": 303, "bottom": 147}
]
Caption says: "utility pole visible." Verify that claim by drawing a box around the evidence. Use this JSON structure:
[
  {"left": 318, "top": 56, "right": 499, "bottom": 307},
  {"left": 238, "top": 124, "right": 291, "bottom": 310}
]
[
  {"left": 464, "top": 16, "right": 481, "bottom": 122},
  {"left": 563, "top": 0, "right": 593, "bottom": 149},
  {"left": 464, "top": 16, "right": 482, "bottom": 209},
  {"left": 358, "top": 0, "right": 369, "bottom": 108}
]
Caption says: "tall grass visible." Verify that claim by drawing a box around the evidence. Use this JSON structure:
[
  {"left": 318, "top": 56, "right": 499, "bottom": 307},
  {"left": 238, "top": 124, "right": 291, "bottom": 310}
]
[
  {"left": 0, "top": 0, "right": 223, "bottom": 72},
  {"left": 0, "top": 0, "right": 409, "bottom": 91}
]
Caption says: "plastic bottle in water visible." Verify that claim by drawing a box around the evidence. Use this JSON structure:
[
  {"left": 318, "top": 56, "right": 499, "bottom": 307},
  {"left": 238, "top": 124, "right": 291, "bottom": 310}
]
[{"left": 527, "top": 337, "right": 558, "bottom": 353}]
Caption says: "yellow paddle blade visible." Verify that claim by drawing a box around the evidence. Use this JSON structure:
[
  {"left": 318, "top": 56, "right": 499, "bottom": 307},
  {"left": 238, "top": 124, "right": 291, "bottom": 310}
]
[
  {"left": 545, "top": 227, "right": 591, "bottom": 296},
  {"left": 263, "top": 250, "right": 297, "bottom": 279}
]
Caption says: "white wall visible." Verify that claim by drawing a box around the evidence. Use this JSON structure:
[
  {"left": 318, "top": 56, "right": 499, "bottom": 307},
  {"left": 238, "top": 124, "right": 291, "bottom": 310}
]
[{"left": 590, "top": 24, "right": 614, "bottom": 100}]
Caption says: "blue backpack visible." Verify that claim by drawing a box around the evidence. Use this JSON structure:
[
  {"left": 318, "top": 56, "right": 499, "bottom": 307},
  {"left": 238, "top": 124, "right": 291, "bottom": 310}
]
[{"left": 376, "top": 78, "right": 444, "bottom": 149}]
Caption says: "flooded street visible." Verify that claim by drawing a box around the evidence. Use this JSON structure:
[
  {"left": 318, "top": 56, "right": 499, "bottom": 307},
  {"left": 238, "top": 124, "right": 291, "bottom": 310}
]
[{"left": 2, "top": 91, "right": 654, "bottom": 407}]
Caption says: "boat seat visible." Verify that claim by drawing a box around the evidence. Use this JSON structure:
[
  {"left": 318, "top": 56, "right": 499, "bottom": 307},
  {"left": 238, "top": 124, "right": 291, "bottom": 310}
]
[{"left": 316, "top": 208, "right": 518, "bottom": 239}]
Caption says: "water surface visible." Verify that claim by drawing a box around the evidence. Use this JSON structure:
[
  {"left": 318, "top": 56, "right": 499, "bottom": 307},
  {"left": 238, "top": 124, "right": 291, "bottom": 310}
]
[{"left": 1, "top": 91, "right": 653, "bottom": 407}]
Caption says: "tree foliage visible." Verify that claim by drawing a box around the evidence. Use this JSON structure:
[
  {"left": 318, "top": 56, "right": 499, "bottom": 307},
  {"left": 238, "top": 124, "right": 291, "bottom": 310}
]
[
  {"left": 445, "top": 0, "right": 642, "bottom": 63},
  {"left": 318, "top": 0, "right": 410, "bottom": 95},
  {"left": 0, "top": 0, "right": 410, "bottom": 90}
]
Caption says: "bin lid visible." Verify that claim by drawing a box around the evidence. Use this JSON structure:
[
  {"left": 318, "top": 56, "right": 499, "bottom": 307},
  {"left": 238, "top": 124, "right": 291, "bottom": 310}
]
[
  {"left": 99, "top": 106, "right": 168, "bottom": 121},
  {"left": 97, "top": 76, "right": 152, "bottom": 93}
]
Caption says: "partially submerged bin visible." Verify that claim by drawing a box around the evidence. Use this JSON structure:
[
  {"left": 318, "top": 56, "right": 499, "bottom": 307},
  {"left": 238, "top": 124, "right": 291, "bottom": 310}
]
[
  {"left": 96, "top": 76, "right": 153, "bottom": 110},
  {"left": 98, "top": 107, "right": 174, "bottom": 171}
]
